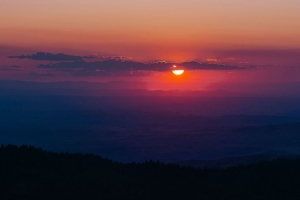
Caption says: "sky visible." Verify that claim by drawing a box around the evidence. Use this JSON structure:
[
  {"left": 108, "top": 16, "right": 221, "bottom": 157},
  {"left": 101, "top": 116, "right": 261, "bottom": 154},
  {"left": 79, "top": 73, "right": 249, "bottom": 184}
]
[{"left": 1, "top": 0, "right": 300, "bottom": 93}]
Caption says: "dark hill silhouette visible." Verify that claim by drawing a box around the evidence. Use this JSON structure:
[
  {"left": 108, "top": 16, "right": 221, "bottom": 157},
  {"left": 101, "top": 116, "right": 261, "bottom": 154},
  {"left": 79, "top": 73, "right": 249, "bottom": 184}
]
[{"left": 1, "top": 145, "right": 300, "bottom": 199}]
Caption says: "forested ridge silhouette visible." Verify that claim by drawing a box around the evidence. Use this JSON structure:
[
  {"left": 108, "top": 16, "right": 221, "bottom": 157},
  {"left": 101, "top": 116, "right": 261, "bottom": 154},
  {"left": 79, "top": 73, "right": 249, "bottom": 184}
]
[{"left": 1, "top": 144, "right": 300, "bottom": 199}]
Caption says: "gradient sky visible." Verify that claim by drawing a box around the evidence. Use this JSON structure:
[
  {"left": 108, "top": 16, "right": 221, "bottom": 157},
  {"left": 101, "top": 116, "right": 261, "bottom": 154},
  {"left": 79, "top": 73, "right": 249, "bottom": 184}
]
[{"left": 1, "top": 0, "right": 300, "bottom": 93}]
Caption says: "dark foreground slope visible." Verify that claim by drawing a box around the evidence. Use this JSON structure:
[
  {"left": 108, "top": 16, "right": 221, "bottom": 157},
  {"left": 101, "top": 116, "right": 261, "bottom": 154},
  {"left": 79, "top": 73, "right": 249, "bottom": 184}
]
[{"left": 1, "top": 145, "right": 300, "bottom": 200}]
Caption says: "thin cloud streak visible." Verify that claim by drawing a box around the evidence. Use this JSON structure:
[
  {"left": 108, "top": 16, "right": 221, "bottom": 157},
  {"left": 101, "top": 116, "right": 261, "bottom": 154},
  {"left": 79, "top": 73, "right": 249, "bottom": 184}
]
[
  {"left": 1, "top": 65, "right": 24, "bottom": 71},
  {"left": 8, "top": 52, "right": 96, "bottom": 61},
  {"left": 29, "top": 72, "right": 57, "bottom": 77}
]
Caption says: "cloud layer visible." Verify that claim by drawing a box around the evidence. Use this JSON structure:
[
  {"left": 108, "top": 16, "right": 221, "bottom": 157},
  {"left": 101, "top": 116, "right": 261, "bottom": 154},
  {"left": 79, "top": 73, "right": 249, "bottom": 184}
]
[
  {"left": 8, "top": 52, "right": 95, "bottom": 61},
  {"left": 7, "top": 52, "right": 247, "bottom": 77},
  {"left": 37, "top": 59, "right": 242, "bottom": 76}
]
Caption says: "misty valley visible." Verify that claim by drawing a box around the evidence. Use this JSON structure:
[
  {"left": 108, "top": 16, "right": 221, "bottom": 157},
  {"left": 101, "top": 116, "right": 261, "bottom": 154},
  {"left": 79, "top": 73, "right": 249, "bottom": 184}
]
[{"left": 1, "top": 91, "right": 300, "bottom": 165}]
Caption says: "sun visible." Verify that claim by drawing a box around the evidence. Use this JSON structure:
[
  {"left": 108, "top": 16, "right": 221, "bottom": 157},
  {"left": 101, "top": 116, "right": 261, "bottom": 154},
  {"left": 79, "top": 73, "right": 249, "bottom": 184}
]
[
  {"left": 172, "top": 65, "right": 184, "bottom": 75},
  {"left": 172, "top": 70, "right": 184, "bottom": 75}
]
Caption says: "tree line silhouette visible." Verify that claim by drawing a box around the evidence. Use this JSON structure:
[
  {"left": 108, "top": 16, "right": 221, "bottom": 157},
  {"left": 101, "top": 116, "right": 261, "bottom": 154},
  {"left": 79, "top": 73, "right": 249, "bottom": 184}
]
[{"left": 1, "top": 144, "right": 300, "bottom": 199}]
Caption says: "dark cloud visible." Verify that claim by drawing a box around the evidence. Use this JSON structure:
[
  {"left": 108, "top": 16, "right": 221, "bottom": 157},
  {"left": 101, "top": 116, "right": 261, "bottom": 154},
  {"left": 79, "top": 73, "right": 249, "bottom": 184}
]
[
  {"left": 180, "top": 61, "right": 242, "bottom": 70},
  {"left": 72, "top": 70, "right": 151, "bottom": 77},
  {"left": 1, "top": 65, "right": 24, "bottom": 71},
  {"left": 36, "top": 59, "right": 242, "bottom": 76},
  {"left": 29, "top": 72, "right": 56, "bottom": 77},
  {"left": 102, "top": 56, "right": 132, "bottom": 60},
  {"left": 8, "top": 52, "right": 96, "bottom": 61}
]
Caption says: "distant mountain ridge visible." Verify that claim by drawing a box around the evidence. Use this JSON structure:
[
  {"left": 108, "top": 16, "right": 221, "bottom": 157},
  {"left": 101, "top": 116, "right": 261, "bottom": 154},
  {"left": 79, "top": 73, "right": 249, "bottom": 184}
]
[{"left": 178, "top": 154, "right": 300, "bottom": 168}]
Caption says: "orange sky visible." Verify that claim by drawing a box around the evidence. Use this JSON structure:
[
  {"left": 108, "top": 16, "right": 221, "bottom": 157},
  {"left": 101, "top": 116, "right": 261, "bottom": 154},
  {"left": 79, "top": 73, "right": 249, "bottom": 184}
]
[{"left": 1, "top": 0, "right": 300, "bottom": 61}]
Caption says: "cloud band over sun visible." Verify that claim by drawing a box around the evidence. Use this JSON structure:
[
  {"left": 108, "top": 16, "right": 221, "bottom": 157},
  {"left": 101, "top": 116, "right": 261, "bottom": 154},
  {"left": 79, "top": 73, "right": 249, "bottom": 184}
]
[
  {"left": 8, "top": 52, "right": 246, "bottom": 77},
  {"left": 38, "top": 60, "right": 243, "bottom": 76}
]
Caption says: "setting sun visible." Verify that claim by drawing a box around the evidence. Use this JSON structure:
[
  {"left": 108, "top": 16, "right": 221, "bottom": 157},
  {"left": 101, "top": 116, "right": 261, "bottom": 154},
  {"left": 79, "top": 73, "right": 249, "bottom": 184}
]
[
  {"left": 172, "top": 70, "right": 185, "bottom": 75},
  {"left": 172, "top": 65, "right": 184, "bottom": 75}
]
